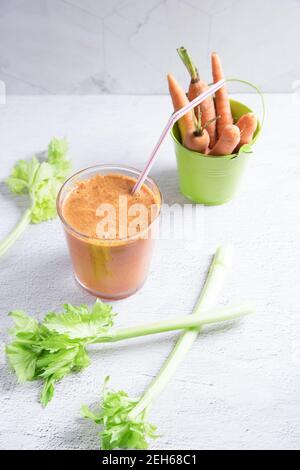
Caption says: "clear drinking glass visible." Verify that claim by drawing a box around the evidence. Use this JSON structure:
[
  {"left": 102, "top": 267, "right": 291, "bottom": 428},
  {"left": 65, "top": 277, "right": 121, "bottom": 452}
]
[{"left": 57, "top": 164, "right": 161, "bottom": 300}]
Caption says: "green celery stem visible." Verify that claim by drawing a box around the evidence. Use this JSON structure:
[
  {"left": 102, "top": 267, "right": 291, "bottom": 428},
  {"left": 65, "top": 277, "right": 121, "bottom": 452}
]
[
  {"left": 91, "top": 303, "right": 253, "bottom": 344},
  {"left": 128, "top": 244, "right": 234, "bottom": 420},
  {"left": 0, "top": 208, "right": 32, "bottom": 257}
]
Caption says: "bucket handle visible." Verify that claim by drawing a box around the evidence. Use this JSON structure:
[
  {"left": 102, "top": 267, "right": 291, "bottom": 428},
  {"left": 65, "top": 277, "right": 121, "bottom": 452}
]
[
  {"left": 208, "top": 78, "right": 265, "bottom": 135},
  {"left": 226, "top": 77, "right": 265, "bottom": 147}
]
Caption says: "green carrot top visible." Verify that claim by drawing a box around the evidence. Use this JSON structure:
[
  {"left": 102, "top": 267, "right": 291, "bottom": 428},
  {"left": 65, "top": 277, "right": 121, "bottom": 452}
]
[{"left": 177, "top": 46, "right": 199, "bottom": 81}]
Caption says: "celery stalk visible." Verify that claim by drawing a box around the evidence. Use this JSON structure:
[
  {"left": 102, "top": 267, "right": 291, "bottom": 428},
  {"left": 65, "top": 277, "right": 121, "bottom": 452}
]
[
  {"left": 0, "top": 208, "right": 32, "bottom": 257},
  {"left": 93, "top": 302, "right": 252, "bottom": 344},
  {"left": 129, "top": 244, "right": 233, "bottom": 419}
]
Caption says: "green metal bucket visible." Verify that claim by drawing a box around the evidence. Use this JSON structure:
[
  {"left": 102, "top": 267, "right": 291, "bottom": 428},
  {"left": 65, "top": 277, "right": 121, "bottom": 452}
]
[{"left": 171, "top": 98, "right": 262, "bottom": 205}]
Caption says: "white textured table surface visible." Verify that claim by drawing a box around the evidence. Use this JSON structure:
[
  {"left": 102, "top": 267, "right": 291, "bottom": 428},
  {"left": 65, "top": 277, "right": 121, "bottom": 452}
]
[{"left": 0, "top": 94, "right": 299, "bottom": 450}]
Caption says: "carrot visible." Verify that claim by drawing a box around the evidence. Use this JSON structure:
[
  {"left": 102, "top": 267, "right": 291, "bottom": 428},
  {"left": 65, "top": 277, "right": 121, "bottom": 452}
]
[
  {"left": 209, "top": 124, "right": 240, "bottom": 156},
  {"left": 184, "top": 107, "right": 221, "bottom": 153},
  {"left": 177, "top": 47, "right": 217, "bottom": 147},
  {"left": 211, "top": 52, "right": 233, "bottom": 138},
  {"left": 167, "top": 73, "right": 194, "bottom": 141},
  {"left": 235, "top": 112, "right": 257, "bottom": 151},
  {"left": 184, "top": 128, "right": 209, "bottom": 154},
  {"left": 183, "top": 109, "right": 210, "bottom": 153}
]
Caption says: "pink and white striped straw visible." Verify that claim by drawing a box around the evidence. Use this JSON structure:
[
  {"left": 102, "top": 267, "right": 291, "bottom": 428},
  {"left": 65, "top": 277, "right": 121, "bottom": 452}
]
[{"left": 132, "top": 78, "right": 226, "bottom": 194}]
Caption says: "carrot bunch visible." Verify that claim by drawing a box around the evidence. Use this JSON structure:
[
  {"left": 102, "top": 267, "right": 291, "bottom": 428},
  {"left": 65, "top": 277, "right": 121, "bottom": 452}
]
[{"left": 168, "top": 48, "right": 257, "bottom": 156}]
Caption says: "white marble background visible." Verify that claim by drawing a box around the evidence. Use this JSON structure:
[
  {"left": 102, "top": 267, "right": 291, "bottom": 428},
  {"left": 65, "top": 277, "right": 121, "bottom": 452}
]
[{"left": 0, "top": 0, "right": 299, "bottom": 94}]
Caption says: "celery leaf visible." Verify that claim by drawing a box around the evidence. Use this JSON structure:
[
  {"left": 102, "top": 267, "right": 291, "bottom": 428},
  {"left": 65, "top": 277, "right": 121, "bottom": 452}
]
[
  {"left": 43, "top": 299, "right": 115, "bottom": 339},
  {"left": 82, "top": 378, "right": 158, "bottom": 450},
  {"left": 6, "top": 300, "right": 116, "bottom": 406}
]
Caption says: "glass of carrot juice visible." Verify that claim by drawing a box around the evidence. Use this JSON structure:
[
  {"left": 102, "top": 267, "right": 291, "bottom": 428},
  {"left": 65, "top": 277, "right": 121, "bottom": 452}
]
[{"left": 57, "top": 164, "right": 161, "bottom": 300}]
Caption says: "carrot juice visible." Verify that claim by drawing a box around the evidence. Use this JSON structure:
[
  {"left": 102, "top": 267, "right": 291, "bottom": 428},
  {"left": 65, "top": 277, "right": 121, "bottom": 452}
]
[{"left": 57, "top": 165, "right": 161, "bottom": 300}]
